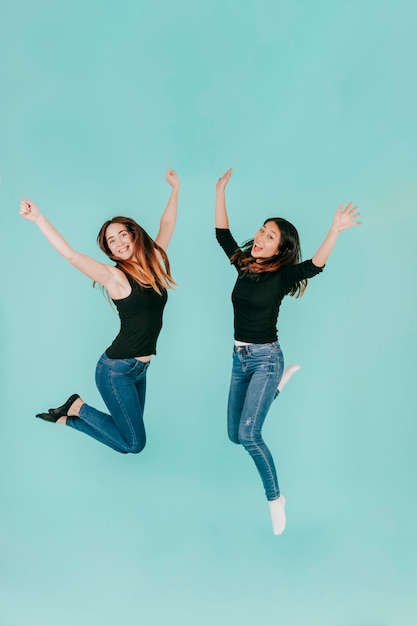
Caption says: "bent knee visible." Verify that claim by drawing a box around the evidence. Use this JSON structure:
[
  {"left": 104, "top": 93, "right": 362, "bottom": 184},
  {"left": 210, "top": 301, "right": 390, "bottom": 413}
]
[
  {"left": 228, "top": 432, "right": 240, "bottom": 445},
  {"left": 127, "top": 439, "right": 146, "bottom": 454},
  {"left": 238, "top": 434, "right": 260, "bottom": 450}
]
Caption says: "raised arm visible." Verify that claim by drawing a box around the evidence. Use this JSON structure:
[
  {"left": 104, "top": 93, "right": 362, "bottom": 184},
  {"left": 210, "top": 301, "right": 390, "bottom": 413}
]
[
  {"left": 312, "top": 202, "right": 361, "bottom": 267},
  {"left": 215, "top": 168, "right": 233, "bottom": 228},
  {"left": 19, "top": 199, "right": 118, "bottom": 288},
  {"left": 154, "top": 170, "right": 180, "bottom": 251}
]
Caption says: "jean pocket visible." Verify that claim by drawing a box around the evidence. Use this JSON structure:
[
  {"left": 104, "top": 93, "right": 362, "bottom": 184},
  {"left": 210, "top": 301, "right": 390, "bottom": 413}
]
[
  {"left": 250, "top": 347, "right": 273, "bottom": 359},
  {"left": 136, "top": 360, "right": 150, "bottom": 375},
  {"left": 110, "top": 358, "right": 138, "bottom": 376}
]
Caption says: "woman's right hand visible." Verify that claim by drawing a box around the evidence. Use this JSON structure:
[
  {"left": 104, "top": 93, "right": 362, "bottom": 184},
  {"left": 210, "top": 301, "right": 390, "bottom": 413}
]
[
  {"left": 216, "top": 168, "right": 233, "bottom": 193},
  {"left": 19, "top": 199, "right": 41, "bottom": 223},
  {"left": 215, "top": 169, "right": 232, "bottom": 228}
]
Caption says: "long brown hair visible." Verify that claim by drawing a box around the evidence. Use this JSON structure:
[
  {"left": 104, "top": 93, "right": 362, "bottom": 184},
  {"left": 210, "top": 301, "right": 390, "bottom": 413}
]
[
  {"left": 97, "top": 216, "right": 175, "bottom": 295},
  {"left": 230, "top": 217, "right": 307, "bottom": 297}
]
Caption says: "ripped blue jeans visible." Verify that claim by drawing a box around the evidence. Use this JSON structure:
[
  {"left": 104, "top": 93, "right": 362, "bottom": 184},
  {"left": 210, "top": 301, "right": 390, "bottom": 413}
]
[
  {"left": 66, "top": 353, "right": 150, "bottom": 453},
  {"left": 227, "top": 342, "right": 284, "bottom": 500}
]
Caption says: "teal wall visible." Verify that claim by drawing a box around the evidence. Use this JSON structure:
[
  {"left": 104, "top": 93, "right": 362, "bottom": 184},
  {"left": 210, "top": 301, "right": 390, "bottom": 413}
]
[{"left": 1, "top": 1, "right": 416, "bottom": 624}]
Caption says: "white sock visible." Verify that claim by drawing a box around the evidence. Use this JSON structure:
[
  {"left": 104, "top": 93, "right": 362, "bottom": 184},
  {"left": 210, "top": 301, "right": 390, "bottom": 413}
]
[
  {"left": 277, "top": 364, "right": 301, "bottom": 393},
  {"left": 268, "top": 495, "right": 286, "bottom": 535}
]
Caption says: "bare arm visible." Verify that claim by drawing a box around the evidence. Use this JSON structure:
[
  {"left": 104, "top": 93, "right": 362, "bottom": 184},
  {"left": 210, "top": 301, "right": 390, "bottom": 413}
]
[
  {"left": 19, "top": 199, "right": 119, "bottom": 289},
  {"left": 215, "top": 168, "right": 232, "bottom": 228},
  {"left": 154, "top": 170, "right": 180, "bottom": 251},
  {"left": 312, "top": 202, "right": 361, "bottom": 267}
]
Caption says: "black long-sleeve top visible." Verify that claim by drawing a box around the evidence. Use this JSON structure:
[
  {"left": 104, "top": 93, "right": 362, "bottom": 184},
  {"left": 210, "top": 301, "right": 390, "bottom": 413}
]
[{"left": 216, "top": 228, "right": 323, "bottom": 343}]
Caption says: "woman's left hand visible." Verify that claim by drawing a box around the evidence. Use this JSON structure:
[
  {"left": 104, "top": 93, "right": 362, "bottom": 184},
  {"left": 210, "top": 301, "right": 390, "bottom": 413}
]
[
  {"left": 165, "top": 169, "right": 180, "bottom": 190},
  {"left": 331, "top": 202, "right": 361, "bottom": 232}
]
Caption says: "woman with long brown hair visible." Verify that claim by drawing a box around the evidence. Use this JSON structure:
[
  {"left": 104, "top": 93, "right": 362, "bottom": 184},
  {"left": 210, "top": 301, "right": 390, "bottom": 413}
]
[
  {"left": 215, "top": 168, "right": 361, "bottom": 535},
  {"left": 19, "top": 170, "right": 179, "bottom": 454}
]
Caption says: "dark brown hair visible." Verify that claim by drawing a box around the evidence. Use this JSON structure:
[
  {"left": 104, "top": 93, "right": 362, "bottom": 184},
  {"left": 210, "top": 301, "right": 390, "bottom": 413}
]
[
  {"left": 230, "top": 217, "right": 307, "bottom": 297},
  {"left": 97, "top": 216, "right": 175, "bottom": 295}
]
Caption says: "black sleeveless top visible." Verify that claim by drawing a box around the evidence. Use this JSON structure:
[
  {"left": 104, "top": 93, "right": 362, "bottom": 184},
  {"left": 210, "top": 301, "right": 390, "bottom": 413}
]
[{"left": 106, "top": 273, "right": 168, "bottom": 359}]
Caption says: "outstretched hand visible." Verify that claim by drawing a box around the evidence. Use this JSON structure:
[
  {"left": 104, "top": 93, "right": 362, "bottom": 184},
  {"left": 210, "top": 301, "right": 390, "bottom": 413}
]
[
  {"left": 312, "top": 202, "right": 362, "bottom": 267},
  {"left": 216, "top": 168, "right": 232, "bottom": 193},
  {"left": 19, "top": 199, "right": 41, "bottom": 223},
  {"left": 331, "top": 202, "right": 361, "bottom": 232},
  {"left": 165, "top": 169, "right": 180, "bottom": 190}
]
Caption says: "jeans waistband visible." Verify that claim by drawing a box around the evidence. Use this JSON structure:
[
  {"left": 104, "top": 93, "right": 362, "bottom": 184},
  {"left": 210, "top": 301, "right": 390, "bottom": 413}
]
[{"left": 233, "top": 341, "right": 280, "bottom": 354}]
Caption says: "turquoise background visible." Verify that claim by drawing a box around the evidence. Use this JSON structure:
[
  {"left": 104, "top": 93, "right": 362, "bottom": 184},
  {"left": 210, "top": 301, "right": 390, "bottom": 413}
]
[{"left": 1, "top": 1, "right": 416, "bottom": 624}]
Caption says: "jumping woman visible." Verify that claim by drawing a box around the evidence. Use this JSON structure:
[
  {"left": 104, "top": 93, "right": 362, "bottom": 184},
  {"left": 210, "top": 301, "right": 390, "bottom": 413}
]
[
  {"left": 19, "top": 170, "right": 179, "bottom": 454},
  {"left": 215, "top": 168, "right": 360, "bottom": 535}
]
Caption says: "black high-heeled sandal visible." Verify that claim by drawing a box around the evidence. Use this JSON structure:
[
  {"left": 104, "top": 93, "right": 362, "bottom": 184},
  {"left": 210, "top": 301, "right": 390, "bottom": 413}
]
[
  {"left": 35, "top": 393, "right": 80, "bottom": 422},
  {"left": 36, "top": 412, "right": 62, "bottom": 423},
  {"left": 48, "top": 393, "right": 80, "bottom": 418}
]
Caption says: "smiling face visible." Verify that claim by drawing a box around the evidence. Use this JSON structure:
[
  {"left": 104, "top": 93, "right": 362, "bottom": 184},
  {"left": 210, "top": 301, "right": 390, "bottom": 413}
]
[
  {"left": 105, "top": 222, "right": 135, "bottom": 260},
  {"left": 251, "top": 220, "right": 281, "bottom": 259}
]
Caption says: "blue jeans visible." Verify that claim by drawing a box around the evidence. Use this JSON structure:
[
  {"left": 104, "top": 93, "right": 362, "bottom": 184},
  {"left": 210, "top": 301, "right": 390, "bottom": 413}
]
[
  {"left": 227, "top": 342, "right": 284, "bottom": 501},
  {"left": 66, "top": 353, "right": 150, "bottom": 453}
]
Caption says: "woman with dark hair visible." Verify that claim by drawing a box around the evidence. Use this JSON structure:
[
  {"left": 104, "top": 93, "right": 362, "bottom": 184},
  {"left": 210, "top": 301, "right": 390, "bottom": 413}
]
[
  {"left": 215, "top": 168, "right": 361, "bottom": 535},
  {"left": 19, "top": 170, "right": 179, "bottom": 454}
]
